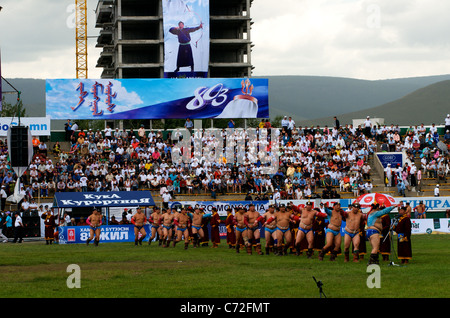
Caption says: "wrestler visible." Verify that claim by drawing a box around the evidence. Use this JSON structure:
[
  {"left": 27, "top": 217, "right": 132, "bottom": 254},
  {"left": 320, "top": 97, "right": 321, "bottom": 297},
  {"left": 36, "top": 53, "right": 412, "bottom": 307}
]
[
  {"left": 318, "top": 202, "right": 344, "bottom": 261},
  {"left": 148, "top": 206, "right": 163, "bottom": 246},
  {"left": 342, "top": 202, "right": 364, "bottom": 262},
  {"left": 264, "top": 203, "right": 295, "bottom": 256},
  {"left": 245, "top": 203, "right": 263, "bottom": 255},
  {"left": 364, "top": 203, "right": 399, "bottom": 265},
  {"left": 295, "top": 202, "right": 328, "bottom": 258},
  {"left": 188, "top": 207, "right": 212, "bottom": 248},
  {"left": 413, "top": 201, "right": 428, "bottom": 219},
  {"left": 131, "top": 207, "right": 147, "bottom": 245},
  {"left": 161, "top": 208, "right": 175, "bottom": 248},
  {"left": 86, "top": 208, "right": 102, "bottom": 246},
  {"left": 233, "top": 206, "right": 247, "bottom": 253},
  {"left": 173, "top": 206, "right": 191, "bottom": 249},
  {"left": 261, "top": 204, "right": 277, "bottom": 255}
]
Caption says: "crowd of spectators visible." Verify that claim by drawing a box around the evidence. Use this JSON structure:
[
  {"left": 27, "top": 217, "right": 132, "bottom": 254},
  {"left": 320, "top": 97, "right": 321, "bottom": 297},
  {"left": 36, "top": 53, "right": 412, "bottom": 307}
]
[{"left": 1, "top": 115, "right": 449, "bottom": 212}]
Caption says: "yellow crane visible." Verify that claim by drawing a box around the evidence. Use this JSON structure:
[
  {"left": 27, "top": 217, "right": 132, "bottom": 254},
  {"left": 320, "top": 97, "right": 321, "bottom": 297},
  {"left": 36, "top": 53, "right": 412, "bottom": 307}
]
[{"left": 75, "top": 0, "right": 88, "bottom": 79}]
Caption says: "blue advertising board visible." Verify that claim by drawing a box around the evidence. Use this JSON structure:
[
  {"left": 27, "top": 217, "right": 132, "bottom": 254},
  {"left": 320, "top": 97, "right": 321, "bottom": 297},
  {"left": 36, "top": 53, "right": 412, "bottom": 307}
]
[
  {"left": 58, "top": 224, "right": 151, "bottom": 244},
  {"left": 53, "top": 191, "right": 155, "bottom": 208},
  {"left": 376, "top": 152, "right": 404, "bottom": 168},
  {"left": 58, "top": 223, "right": 229, "bottom": 244},
  {"left": 46, "top": 78, "right": 269, "bottom": 120}
]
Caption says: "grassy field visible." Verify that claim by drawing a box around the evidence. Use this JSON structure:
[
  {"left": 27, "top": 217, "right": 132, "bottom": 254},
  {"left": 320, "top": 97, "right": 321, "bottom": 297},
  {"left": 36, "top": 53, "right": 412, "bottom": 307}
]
[{"left": 0, "top": 235, "right": 449, "bottom": 299}]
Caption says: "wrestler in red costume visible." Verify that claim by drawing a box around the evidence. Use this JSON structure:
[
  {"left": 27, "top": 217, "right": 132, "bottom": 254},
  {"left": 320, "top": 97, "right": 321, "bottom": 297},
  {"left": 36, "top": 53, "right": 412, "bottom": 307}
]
[{"left": 295, "top": 202, "right": 328, "bottom": 258}]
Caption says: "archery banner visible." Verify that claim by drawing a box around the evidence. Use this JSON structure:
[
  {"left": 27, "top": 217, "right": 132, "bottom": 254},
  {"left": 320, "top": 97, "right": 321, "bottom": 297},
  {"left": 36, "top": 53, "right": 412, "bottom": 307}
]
[
  {"left": 45, "top": 78, "right": 269, "bottom": 119},
  {"left": 163, "top": 0, "right": 209, "bottom": 78}
]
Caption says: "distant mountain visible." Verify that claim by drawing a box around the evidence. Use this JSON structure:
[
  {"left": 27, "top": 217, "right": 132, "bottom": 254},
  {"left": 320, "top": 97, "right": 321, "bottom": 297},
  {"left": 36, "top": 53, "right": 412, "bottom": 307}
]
[
  {"left": 2, "top": 74, "right": 450, "bottom": 126},
  {"left": 1, "top": 78, "right": 45, "bottom": 117},
  {"left": 299, "top": 80, "right": 450, "bottom": 127},
  {"left": 262, "top": 74, "right": 450, "bottom": 122}
]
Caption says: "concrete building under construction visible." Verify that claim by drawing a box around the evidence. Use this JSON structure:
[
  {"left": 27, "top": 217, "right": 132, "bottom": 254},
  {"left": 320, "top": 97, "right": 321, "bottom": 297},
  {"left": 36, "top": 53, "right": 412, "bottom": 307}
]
[{"left": 95, "top": 0, "right": 254, "bottom": 79}]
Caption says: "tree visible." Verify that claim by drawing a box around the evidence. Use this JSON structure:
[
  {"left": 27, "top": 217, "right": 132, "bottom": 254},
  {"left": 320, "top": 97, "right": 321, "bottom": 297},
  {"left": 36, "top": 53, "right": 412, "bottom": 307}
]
[{"left": 1, "top": 97, "right": 26, "bottom": 118}]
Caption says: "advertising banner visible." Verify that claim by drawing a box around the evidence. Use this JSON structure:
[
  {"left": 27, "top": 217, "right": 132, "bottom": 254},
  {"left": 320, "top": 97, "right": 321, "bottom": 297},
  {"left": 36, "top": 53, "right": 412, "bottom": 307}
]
[
  {"left": 53, "top": 191, "right": 155, "bottom": 208},
  {"left": 273, "top": 196, "right": 450, "bottom": 211},
  {"left": 410, "top": 219, "right": 435, "bottom": 235},
  {"left": 377, "top": 152, "right": 404, "bottom": 168},
  {"left": 169, "top": 200, "right": 270, "bottom": 217},
  {"left": 58, "top": 224, "right": 152, "bottom": 244},
  {"left": 0, "top": 117, "right": 51, "bottom": 137},
  {"left": 162, "top": 0, "right": 209, "bottom": 78},
  {"left": 437, "top": 218, "right": 450, "bottom": 233},
  {"left": 46, "top": 78, "right": 269, "bottom": 120}
]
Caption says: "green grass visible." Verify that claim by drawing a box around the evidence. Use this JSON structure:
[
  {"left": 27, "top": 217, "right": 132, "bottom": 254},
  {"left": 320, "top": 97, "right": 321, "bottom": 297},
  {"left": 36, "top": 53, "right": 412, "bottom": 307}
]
[{"left": 0, "top": 235, "right": 449, "bottom": 298}]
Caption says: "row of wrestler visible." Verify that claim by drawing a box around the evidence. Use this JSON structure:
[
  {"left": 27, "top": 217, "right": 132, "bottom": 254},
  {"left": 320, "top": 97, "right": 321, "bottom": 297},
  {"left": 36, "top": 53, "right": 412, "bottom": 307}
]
[
  {"left": 81, "top": 206, "right": 219, "bottom": 248},
  {"left": 224, "top": 201, "right": 410, "bottom": 265}
]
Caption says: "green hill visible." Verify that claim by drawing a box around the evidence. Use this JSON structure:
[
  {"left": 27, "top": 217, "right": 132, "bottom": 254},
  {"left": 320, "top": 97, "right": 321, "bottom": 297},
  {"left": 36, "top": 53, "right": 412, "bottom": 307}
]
[
  {"left": 298, "top": 79, "right": 450, "bottom": 127},
  {"left": 262, "top": 74, "right": 450, "bottom": 121}
]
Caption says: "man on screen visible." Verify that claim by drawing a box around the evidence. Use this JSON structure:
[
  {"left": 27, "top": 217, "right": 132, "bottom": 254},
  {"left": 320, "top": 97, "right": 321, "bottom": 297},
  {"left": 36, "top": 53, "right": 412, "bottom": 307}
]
[{"left": 169, "top": 21, "right": 203, "bottom": 73}]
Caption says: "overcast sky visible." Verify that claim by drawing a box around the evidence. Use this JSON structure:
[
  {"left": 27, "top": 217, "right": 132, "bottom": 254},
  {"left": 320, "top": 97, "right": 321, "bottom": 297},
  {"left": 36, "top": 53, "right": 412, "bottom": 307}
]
[{"left": 1, "top": 0, "right": 450, "bottom": 80}]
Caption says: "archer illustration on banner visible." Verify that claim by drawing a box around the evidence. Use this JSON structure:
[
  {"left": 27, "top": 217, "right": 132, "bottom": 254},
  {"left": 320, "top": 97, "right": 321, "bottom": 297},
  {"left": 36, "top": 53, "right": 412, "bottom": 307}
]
[
  {"left": 163, "top": 0, "right": 209, "bottom": 78},
  {"left": 169, "top": 21, "right": 203, "bottom": 73}
]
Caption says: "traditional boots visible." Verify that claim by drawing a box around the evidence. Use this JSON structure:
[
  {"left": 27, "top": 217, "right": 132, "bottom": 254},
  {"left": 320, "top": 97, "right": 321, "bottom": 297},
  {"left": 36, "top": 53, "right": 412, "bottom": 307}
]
[
  {"left": 256, "top": 244, "right": 264, "bottom": 255},
  {"left": 353, "top": 250, "right": 360, "bottom": 263},
  {"left": 329, "top": 250, "right": 337, "bottom": 261},
  {"left": 368, "top": 253, "right": 379, "bottom": 265},
  {"left": 344, "top": 251, "right": 350, "bottom": 262}
]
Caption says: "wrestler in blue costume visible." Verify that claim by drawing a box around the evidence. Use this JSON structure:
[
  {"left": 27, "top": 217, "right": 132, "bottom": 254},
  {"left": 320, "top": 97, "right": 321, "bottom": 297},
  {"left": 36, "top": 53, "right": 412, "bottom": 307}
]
[{"left": 365, "top": 204, "right": 398, "bottom": 265}]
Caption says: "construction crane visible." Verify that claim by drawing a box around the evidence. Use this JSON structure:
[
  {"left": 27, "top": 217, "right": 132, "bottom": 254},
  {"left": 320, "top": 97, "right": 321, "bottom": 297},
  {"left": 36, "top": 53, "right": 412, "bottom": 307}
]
[{"left": 75, "top": 0, "right": 88, "bottom": 79}]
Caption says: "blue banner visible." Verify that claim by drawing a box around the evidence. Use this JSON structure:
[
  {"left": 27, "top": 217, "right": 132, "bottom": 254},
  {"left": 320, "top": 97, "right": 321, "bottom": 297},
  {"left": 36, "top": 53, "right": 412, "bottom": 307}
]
[
  {"left": 58, "top": 223, "right": 230, "bottom": 244},
  {"left": 46, "top": 78, "right": 269, "bottom": 119},
  {"left": 377, "top": 152, "right": 404, "bottom": 168},
  {"left": 58, "top": 224, "right": 152, "bottom": 244},
  {"left": 53, "top": 191, "right": 155, "bottom": 208}
]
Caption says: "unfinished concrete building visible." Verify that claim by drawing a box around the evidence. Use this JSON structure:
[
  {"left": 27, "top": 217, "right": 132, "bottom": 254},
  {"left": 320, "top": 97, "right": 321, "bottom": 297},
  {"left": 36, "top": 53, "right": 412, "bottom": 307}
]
[{"left": 95, "top": 0, "right": 254, "bottom": 79}]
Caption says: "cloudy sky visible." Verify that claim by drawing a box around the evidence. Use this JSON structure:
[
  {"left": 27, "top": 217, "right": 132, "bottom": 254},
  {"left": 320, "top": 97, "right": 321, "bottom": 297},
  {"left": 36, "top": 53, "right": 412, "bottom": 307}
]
[{"left": 1, "top": 0, "right": 450, "bottom": 80}]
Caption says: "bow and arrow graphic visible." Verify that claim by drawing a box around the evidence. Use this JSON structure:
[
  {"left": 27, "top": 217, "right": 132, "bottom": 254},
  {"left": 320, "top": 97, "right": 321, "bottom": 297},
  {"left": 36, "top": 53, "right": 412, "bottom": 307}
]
[{"left": 164, "top": 0, "right": 206, "bottom": 73}]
